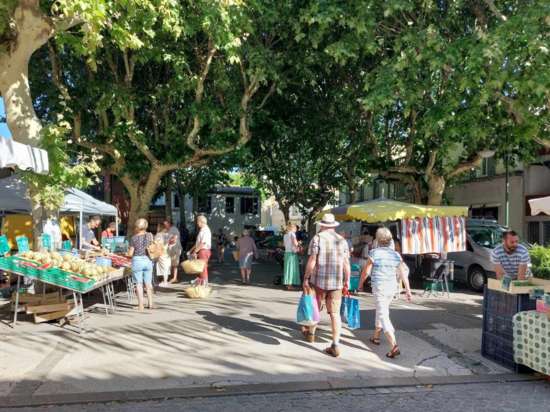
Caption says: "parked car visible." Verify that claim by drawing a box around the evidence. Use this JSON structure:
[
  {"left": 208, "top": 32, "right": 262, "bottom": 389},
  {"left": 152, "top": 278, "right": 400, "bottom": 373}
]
[{"left": 448, "top": 218, "right": 507, "bottom": 292}]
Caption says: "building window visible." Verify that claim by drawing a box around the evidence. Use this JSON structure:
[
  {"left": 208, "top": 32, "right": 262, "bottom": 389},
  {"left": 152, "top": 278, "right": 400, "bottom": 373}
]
[
  {"left": 225, "top": 196, "right": 235, "bottom": 214},
  {"left": 544, "top": 222, "right": 550, "bottom": 246},
  {"left": 240, "top": 197, "right": 259, "bottom": 215},
  {"left": 528, "top": 222, "right": 540, "bottom": 245},
  {"left": 479, "top": 157, "right": 497, "bottom": 177},
  {"left": 197, "top": 195, "right": 212, "bottom": 214},
  {"left": 471, "top": 206, "right": 499, "bottom": 221}
]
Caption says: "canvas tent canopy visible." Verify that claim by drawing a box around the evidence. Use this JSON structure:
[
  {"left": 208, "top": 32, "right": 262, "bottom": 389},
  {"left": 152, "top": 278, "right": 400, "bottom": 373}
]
[
  {"left": 318, "top": 198, "right": 468, "bottom": 223},
  {"left": 0, "top": 176, "right": 117, "bottom": 216},
  {"left": 0, "top": 136, "right": 49, "bottom": 175},
  {"left": 529, "top": 196, "right": 550, "bottom": 216}
]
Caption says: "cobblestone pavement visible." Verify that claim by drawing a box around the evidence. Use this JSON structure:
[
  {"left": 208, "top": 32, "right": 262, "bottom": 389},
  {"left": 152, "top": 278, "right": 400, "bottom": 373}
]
[{"left": 4, "top": 381, "right": 549, "bottom": 412}]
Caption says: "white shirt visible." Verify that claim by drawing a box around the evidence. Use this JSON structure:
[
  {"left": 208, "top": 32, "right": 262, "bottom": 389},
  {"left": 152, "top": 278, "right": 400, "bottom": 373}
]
[
  {"left": 196, "top": 226, "right": 212, "bottom": 250},
  {"left": 43, "top": 218, "right": 62, "bottom": 249},
  {"left": 284, "top": 232, "right": 297, "bottom": 253}
]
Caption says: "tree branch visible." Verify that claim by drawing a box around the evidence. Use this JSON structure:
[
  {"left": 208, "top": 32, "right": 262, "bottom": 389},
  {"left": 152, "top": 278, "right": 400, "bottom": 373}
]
[
  {"left": 257, "top": 82, "right": 276, "bottom": 110},
  {"left": 483, "top": 0, "right": 507, "bottom": 22},
  {"left": 186, "top": 39, "right": 217, "bottom": 151},
  {"left": 447, "top": 152, "right": 484, "bottom": 179}
]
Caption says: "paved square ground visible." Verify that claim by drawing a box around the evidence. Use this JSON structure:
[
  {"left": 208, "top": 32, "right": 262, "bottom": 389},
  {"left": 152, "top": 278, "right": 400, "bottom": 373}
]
[{"left": 0, "top": 259, "right": 510, "bottom": 404}]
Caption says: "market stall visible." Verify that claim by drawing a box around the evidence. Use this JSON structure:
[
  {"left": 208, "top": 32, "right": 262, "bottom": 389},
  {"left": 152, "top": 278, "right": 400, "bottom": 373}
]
[
  {"left": 0, "top": 176, "right": 130, "bottom": 331},
  {"left": 319, "top": 198, "right": 468, "bottom": 254},
  {"left": 496, "top": 197, "right": 550, "bottom": 374},
  {"left": 318, "top": 199, "right": 468, "bottom": 293},
  {"left": 0, "top": 176, "right": 119, "bottom": 249}
]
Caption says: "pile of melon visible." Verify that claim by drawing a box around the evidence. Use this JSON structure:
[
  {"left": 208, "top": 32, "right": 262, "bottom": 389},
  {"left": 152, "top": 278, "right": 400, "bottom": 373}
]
[{"left": 19, "top": 251, "right": 113, "bottom": 281}]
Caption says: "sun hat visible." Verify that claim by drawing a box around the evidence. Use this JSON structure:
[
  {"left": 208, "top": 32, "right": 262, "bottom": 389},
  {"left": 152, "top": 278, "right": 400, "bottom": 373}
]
[{"left": 319, "top": 213, "right": 340, "bottom": 228}]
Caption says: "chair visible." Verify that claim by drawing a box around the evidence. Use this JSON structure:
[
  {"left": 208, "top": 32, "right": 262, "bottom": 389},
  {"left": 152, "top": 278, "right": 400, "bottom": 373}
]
[{"left": 423, "top": 261, "right": 451, "bottom": 298}]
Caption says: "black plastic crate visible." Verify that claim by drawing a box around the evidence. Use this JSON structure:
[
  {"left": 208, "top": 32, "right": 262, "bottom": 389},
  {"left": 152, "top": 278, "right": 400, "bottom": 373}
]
[
  {"left": 483, "top": 312, "right": 515, "bottom": 341},
  {"left": 481, "top": 331, "right": 532, "bottom": 373},
  {"left": 482, "top": 286, "right": 536, "bottom": 373},
  {"left": 483, "top": 287, "right": 536, "bottom": 317}
]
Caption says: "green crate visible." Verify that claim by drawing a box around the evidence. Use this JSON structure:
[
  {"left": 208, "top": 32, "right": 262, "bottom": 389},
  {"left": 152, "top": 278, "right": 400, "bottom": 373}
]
[
  {"left": 423, "top": 279, "right": 454, "bottom": 292},
  {"left": 55, "top": 270, "right": 96, "bottom": 292}
]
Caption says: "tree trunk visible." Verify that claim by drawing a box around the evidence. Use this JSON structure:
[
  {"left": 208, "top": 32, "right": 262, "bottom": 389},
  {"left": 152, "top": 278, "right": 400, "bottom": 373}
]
[
  {"left": 124, "top": 167, "right": 165, "bottom": 235},
  {"left": 347, "top": 177, "right": 359, "bottom": 203},
  {"left": 426, "top": 175, "right": 446, "bottom": 206},
  {"left": 164, "top": 175, "right": 173, "bottom": 221},
  {"left": 279, "top": 203, "right": 290, "bottom": 226},
  {"left": 176, "top": 187, "right": 187, "bottom": 229},
  {"left": 0, "top": 0, "right": 54, "bottom": 145},
  {"left": 306, "top": 212, "right": 317, "bottom": 239}
]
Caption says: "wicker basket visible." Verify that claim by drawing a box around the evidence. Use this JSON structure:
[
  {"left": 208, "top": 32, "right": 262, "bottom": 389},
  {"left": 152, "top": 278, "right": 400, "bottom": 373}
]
[
  {"left": 232, "top": 250, "right": 240, "bottom": 261},
  {"left": 181, "top": 259, "right": 206, "bottom": 275},
  {"left": 184, "top": 285, "right": 211, "bottom": 299}
]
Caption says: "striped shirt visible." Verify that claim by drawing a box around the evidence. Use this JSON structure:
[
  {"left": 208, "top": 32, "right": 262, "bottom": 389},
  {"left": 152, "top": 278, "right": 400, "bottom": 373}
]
[
  {"left": 308, "top": 230, "right": 350, "bottom": 291},
  {"left": 368, "top": 247, "right": 402, "bottom": 295},
  {"left": 490, "top": 244, "right": 530, "bottom": 279}
]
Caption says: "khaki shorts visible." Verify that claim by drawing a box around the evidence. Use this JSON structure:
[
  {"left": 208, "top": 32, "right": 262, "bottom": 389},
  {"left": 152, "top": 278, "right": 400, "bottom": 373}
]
[{"left": 314, "top": 287, "right": 342, "bottom": 314}]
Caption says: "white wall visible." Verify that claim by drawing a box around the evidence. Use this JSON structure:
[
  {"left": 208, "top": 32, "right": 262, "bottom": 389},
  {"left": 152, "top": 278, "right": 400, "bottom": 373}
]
[{"left": 172, "top": 193, "right": 261, "bottom": 238}]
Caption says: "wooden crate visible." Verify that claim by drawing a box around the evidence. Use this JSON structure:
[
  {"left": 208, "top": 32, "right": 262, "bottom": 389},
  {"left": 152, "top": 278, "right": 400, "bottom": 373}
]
[{"left": 488, "top": 277, "right": 550, "bottom": 295}]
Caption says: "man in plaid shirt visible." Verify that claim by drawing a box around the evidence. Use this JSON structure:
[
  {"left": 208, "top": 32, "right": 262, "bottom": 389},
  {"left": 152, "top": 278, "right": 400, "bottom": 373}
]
[{"left": 303, "top": 213, "right": 350, "bottom": 357}]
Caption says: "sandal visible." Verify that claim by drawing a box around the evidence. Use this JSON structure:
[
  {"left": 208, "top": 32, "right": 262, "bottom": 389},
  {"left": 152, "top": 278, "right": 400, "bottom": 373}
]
[
  {"left": 301, "top": 329, "right": 315, "bottom": 343},
  {"left": 386, "top": 345, "right": 401, "bottom": 359},
  {"left": 369, "top": 337, "right": 381, "bottom": 345},
  {"left": 325, "top": 344, "right": 341, "bottom": 358}
]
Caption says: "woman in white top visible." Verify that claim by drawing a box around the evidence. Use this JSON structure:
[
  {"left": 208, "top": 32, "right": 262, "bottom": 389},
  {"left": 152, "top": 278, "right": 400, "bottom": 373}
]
[
  {"left": 189, "top": 215, "right": 212, "bottom": 285},
  {"left": 283, "top": 223, "right": 301, "bottom": 290},
  {"left": 154, "top": 224, "right": 171, "bottom": 287}
]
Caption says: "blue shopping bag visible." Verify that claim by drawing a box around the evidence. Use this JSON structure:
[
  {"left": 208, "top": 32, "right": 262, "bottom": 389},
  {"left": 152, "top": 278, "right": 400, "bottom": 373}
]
[
  {"left": 346, "top": 296, "right": 361, "bottom": 330},
  {"left": 341, "top": 292, "right": 361, "bottom": 330},
  {"left": 297, "top": 292, "right": 320, "bottom": 326},
  {"left": 341, "top": 295, "right": 349, "bottom": 323}
]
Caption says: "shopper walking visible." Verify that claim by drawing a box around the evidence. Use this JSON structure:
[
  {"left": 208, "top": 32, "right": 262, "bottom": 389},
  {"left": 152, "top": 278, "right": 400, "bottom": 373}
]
[
  {"left": 359, "top": 227, "right": 412, "bottom": 359},
  {"left": 283, "top": 224, "right": 301, "bottom": 290},
  {"left": 216, "top": 229, "right": 228, "bottom": 263},
  {"left": 303, "top": 213, "right": 350, "bottom": 357},
  {"left": 154, "top": 224, "right": 171, "bottom": 287},
  {"left": 236, "top": 230, "right": 258, "bottom": 284},
  {"left": 189, "top": 215, "right": 212, "bottom": 285},
  {"left": 128, "top": 218, "right": 155, "bottom": 312},
  {"left": 161, "top": 219, "right": 182, "bottom": 284}
]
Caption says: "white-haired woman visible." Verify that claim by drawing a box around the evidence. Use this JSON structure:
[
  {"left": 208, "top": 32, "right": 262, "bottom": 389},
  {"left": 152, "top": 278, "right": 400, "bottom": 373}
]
[
  {"left": 359, "top": 227, "right": 412, "bottom": 359},
  {"left": 237, "top": 229, "right": 258, "bottom": 284},
  {"left": 189, "top": 215, "right": 212, "bottom": 284},
  {"left": 283, "top": 223, "right": 301, "bottom": 290},
  {"left": 127, "top": 218, "right": 155, "bottom": 311}
]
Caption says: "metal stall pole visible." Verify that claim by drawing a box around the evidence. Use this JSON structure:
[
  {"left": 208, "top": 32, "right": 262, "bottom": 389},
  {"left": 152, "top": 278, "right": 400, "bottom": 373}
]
[{"left": 12, "top": 275, "right": 21, "bottom": 326}]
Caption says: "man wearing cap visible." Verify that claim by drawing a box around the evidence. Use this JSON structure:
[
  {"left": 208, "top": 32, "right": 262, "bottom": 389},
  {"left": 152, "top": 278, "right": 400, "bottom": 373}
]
[{"left": 303, "top": 213, "right": 350, "bottom": 357}]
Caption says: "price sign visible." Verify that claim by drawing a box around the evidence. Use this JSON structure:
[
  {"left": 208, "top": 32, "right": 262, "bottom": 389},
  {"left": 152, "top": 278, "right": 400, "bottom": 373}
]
[
  {"left": 41, "top": 233, "right": 52, "bottom": 250},
  {"left": 16, "top": 236, "right": 30, "bottom": 253},
  {"left": 0, "top": 235, "right": 9, "bottom": 256}
]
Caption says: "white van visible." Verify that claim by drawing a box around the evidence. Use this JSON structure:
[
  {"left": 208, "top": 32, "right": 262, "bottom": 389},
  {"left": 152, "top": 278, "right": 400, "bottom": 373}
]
[{"left": 448, "top": 219, "right": 507, "bottom": 292}]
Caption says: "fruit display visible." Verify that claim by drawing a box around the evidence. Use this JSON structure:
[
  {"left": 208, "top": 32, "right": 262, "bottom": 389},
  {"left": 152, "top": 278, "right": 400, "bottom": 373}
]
[{"left": 18, "top": 251, "right": 115, "bottom": 282}]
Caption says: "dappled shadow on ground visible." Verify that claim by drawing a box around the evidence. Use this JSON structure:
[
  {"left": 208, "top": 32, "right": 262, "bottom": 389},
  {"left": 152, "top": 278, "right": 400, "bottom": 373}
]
[{"left": 0, "top": 260, "right": 489, "bottom": 399}]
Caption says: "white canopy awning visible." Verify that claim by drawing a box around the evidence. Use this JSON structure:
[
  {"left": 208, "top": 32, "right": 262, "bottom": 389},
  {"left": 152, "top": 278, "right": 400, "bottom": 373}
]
[
  {"left": 0, "top": 136, "right": 49, "bottom": 174},
  {"left": 529, "top": 196, "right": 550, "bottom": 216},
  {"left": 0, "top": 176, "right": 117, "bottom": 216}
]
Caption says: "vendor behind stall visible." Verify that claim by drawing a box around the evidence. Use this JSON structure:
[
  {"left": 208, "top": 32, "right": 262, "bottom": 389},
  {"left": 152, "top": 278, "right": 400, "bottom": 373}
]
[
  {"left": 101, "top": 221, "right": 116, "bottom": 240},
  {"left": 491, "top": 230, "right": 530, "bottom": 280},
  {"left": 82, "top": 215, "right": 101, "bottom": 250}
]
